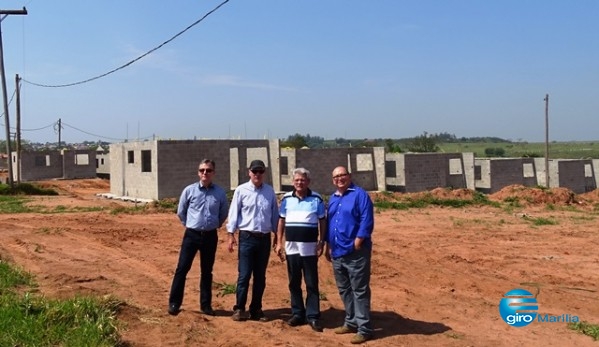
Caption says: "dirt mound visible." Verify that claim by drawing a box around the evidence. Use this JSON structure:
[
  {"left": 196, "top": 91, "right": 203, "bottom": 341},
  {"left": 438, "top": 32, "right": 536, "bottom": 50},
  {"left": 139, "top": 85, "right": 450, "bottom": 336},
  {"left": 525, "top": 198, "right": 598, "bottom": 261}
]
[
  {"left": 33, "top": 178, "right": 110, "bottom": 194},
  {"left": 371, "top": 188, "right": 477, "bottom": 204},
  {"left": 489, "top": 184, "right": 576, "bottom": 205},
  {"left": 577, "top": 189, "right": 599, "bottom": 204}
]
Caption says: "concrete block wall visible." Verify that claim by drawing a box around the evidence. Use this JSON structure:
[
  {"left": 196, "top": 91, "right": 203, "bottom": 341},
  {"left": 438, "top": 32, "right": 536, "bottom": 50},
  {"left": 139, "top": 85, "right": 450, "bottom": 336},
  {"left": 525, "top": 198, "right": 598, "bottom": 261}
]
[
  {"left": 279, "top": 147, "right": 382, "bottom": 194},
  {"left": 110, "top": 141, "right": 159, "bottom": 199},
  {"left": 475, "top": 158, "right": 539, "bottom": 193},
  {"left": 386, "top": 153, "right": 468, "bottom": 193},
  {"left": 96, "top": 152, "right": 110, "bottom": 178},
  {"left": 556, "top": 160, "right": 587, "bottom": 194},
  {"left": 62, "top": 150, "right": 97, "bottom": 179},
  {"left": 11, "top": 151, "right": 63, "bottom": 181},
  {"left": 110, "top": 139, "right": 276, "bottom": 200}
]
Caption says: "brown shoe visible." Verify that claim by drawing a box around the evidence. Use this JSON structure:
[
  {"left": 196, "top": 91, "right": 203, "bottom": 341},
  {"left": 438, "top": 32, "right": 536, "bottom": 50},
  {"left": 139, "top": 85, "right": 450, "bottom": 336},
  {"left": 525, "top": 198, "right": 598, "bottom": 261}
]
[
  {"left": 334, "top": 325, "right": 357, "bottom": 334},
  {"left": 231, "top": 309, "right": 248, "bottom": 321},
  {"left": 350, "top": 333, "right": 372, "bottom": 344}
]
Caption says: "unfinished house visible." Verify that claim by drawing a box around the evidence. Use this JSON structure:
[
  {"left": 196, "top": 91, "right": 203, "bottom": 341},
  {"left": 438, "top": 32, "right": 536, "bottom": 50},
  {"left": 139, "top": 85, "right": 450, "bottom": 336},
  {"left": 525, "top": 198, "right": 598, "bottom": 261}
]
[
  {"left": 385, "top": 152, "right": 475, "bottom": 192},
  {"left": 474, "top": 158, "right": 598, "bottom": 194},
  {"left": 11, "top": 149, "right": 97, "bottom": 182},
  {"left": 279, "top": 147, "right": 385, "bottom": 194},
  {"left": 109, "top": 139, "right": 280, "bottom": 200},
  {"left": 474, "top": 158, "right": 539, "bottom": 194},
  {"left": 96, "top": 146, "right": 110, "bottom": 179}
]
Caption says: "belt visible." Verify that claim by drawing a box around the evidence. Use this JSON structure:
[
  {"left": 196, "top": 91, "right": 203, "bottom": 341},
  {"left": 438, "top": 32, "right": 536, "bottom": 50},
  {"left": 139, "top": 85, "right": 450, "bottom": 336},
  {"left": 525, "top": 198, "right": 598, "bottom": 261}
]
[
  {"left": 190, "top": 228, "right": 216, "bottom": 234},
  {"left": 241, "top": 230, "right": 270, "bottom": 238}
]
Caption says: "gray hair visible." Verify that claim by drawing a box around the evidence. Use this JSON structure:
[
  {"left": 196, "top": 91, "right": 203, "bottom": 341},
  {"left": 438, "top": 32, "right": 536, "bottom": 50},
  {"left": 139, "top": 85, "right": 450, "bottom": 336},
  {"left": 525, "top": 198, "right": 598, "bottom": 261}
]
[{"left": 292, "top": 167, "right": 311, "bottom": 180}]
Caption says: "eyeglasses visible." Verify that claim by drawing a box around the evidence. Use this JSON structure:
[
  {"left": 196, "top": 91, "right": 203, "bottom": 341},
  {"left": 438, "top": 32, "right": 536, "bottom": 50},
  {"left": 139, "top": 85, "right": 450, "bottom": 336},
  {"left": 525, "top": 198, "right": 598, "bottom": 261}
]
[
  {"left": 332, "top": 173, "right": 349, "bottom": 179},
  {"left": 198, "top": 168, "right": 214, "bottom": 173},
  {"left": 251, "top": 169, "right": 265, "bottom": 175}
]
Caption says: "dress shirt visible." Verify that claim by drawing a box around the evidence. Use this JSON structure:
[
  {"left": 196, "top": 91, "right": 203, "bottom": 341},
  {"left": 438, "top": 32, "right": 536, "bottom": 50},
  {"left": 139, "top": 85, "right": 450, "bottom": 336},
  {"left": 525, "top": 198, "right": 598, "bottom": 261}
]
[
  {"left": 226, "top": 180, "right": 279, "bottom": 234},
  {"left": 177, "top": 181, "right": 228, "bottom": 231},
  {"left": 326, "top": 183, "right": 374, "bottom": 258}
]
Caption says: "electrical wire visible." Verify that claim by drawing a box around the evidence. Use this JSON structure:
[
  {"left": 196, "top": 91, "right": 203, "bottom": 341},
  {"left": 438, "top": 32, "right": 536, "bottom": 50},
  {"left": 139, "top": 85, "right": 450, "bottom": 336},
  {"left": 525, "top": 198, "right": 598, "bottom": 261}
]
[
  {"left": 21, "top": 0, "right": 230, "bottom": 88},
  {"left": 61, "top": 120, "right": 154, "bottom": 142},
  {"left": 0, "top": 88, "right": 17, "bottom": 119}
]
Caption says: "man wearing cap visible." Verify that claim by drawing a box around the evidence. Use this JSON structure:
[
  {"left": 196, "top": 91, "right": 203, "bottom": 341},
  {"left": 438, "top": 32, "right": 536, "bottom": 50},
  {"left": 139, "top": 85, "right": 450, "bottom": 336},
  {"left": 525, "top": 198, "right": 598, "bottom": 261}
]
[{"left": 226, "top": 159, "right": 279, "bottom": 322}]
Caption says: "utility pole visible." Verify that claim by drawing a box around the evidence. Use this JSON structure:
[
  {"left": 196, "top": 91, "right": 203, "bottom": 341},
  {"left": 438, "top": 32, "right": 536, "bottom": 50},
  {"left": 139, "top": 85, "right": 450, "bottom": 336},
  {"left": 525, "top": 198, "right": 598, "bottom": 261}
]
[
  {"left": 57, "top": 118, "right": 62, "bottom": 147},
  {"left": 0, "top": 7, "right": 27, "bottom": 187},
  {"left": 544, "top": 94, "right": 549, "bottom": 187},
  {"left": 15, "top": 74, "right": 20, "bottom": 184}
]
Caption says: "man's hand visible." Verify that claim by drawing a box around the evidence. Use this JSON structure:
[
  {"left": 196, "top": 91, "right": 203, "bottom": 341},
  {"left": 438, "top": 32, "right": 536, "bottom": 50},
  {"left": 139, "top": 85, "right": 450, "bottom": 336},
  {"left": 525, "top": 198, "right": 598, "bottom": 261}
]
[
  {"left": 227, "top": 233, "right": 237, "bottom": 253},
  {"left": 316, "top": 241, "right": 324, "bottom": 257},
  {"left": 274, "top": 243, "right": 285, "bottom": 262},
  {"left": 324, "top": 245, "right": 332, "bottom": 262}
]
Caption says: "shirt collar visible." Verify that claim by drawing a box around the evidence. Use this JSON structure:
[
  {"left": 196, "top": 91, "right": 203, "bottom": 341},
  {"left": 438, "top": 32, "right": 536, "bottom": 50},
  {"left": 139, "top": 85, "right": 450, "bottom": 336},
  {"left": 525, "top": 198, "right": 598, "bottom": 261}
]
[
  {"left": 334, "top": 183, "right": 355, "bottom": 196},
  {"left": 292, "top": 188, "right": 312, "bottom": 199}
]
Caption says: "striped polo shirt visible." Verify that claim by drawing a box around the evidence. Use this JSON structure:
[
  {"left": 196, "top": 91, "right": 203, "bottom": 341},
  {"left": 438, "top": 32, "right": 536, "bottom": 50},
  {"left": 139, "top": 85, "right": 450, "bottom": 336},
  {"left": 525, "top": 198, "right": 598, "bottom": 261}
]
[{"left": 279, "top": 189, "right": 325, "bottom": 256}]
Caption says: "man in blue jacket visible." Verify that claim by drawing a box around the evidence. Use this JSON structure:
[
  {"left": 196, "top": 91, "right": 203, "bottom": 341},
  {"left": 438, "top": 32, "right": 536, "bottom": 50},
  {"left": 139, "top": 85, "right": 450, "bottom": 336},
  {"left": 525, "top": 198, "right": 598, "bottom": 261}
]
[{"left": 325, "top": 166, "right": 374, "bottom": 344}]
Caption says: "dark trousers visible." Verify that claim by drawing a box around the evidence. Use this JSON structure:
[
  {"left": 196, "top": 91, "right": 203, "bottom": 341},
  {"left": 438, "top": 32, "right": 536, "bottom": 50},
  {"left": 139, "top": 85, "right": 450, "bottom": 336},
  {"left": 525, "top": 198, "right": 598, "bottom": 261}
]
[
  {"left": 169, "top": 228, "right": 217, "bottom": 310},
  {"left": 234, "top": 231, "right": 271, "bottom": 313},
  {"left": 286, "top": 253, "right": 320, "bottom": 321}
]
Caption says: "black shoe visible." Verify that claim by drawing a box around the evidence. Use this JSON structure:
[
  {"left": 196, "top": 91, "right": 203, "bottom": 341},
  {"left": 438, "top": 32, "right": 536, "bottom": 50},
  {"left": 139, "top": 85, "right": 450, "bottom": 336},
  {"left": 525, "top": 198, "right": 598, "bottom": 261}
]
[
  {"left": 309, "top": 319, "right": 324, "bottom": 332},
  {"left": 168, "top": 304, "right": 180, "bottom": 316},
  {"left": 287, "top": 315, "right": 306, "bottom": 327},
  {"left": 249, "top": 310, "right": 269, "bottom": 322},
  {"left": 201, "top": 307, "right": 216, "bottom": 316}
]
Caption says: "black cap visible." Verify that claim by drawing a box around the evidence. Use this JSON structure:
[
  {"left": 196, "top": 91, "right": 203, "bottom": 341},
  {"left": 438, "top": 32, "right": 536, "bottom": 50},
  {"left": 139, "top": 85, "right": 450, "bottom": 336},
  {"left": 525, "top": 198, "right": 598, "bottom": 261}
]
[{"left": 249, "top": 160, "right": 266, "bottom": 170}]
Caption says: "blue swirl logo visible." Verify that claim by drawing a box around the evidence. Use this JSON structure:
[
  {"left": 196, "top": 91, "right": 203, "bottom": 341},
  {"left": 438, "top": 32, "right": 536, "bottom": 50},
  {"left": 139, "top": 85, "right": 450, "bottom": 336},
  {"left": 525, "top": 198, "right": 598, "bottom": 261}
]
[{"left": 499, "top": 288, "right": 538, "bottom": 327}]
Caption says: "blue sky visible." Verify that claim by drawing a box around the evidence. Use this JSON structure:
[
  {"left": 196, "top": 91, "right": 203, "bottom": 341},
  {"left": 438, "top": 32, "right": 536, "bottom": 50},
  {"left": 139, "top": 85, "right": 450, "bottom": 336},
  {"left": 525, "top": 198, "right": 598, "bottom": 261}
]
[{"left": 1, "top": 0, "right": 598, "bottom": 144}]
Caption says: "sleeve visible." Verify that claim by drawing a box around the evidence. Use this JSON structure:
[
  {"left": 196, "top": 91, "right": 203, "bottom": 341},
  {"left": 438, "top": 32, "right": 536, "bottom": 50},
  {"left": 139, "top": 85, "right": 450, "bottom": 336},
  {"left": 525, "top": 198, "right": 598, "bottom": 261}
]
[
  {"left": 279, "top": 197, "right": 287, "bottom": 218},
  {"left": 177, "top": 187, "right": 189, "bottom": 225},
  {"left": 226, "top": 188, "right": 240, "bottom": 233},
  {"left": 271, "top": 190, "right": 279, "bottom": 233},
  {"left": 356, "top": 190, "right": 374, "bottom": 239},
  {"left": 218, "top": 189, "right": 229, "bottom": 227}
]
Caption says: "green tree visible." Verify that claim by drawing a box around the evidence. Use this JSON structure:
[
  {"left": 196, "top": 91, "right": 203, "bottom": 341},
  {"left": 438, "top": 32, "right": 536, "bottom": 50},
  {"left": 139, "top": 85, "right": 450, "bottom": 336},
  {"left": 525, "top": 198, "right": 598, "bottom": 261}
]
[
  {"left": 281, "top": 133, "right": 308, "bottom": 149},
  {"left": 407, "top": 132, "right": 439, "bottom": 153},
  {"left": 385, "top": 139, "right": 402, "bottom": 153}
]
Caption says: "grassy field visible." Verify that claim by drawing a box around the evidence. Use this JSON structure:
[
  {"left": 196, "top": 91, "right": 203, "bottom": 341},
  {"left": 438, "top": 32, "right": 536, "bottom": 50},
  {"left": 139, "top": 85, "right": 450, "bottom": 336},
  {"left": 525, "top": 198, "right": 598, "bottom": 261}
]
[{"left": 437, "top": 141, "right": 599, "bottom": 159}]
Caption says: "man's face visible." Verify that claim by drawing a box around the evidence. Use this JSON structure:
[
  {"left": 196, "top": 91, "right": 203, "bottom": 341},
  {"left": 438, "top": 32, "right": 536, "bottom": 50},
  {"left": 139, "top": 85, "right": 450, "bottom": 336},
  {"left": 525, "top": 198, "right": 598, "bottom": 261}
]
[
  {"left": 249, "top": 167, "right": 265, "bottom": 186},
  {"left": 198, "top": 163, "right": 215, "bottom": 185},
  {"left": 293, "top": 173, "right": 309, "bottom": 194},
  {"left": 332, "top": 167, "right": 350, "bottom": 191}
]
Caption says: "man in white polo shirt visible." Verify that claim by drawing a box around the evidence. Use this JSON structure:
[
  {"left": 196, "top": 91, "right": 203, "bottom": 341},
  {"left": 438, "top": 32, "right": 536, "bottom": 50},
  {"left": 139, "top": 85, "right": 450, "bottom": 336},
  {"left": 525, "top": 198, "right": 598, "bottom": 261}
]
[{"left": 275, "top": 167, "right": 326, "bottom": 332}]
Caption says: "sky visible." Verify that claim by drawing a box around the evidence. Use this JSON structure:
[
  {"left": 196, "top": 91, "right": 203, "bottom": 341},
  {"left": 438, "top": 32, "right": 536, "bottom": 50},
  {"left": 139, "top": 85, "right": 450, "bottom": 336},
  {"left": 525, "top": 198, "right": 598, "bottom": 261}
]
[{"left": 1, "top": 0, "right": 598, "bottom": 144}]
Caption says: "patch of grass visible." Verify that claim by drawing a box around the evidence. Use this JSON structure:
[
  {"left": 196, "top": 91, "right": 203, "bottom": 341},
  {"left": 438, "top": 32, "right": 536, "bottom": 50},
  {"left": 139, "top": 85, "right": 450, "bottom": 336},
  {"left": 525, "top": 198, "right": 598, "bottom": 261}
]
[
  {"left": 525, "top": 216, "right": 558, "bottom": 226},
  {"left": 568, "top": 321, "right": 599, "bottom": 341},
  {"left": 0, "top": 260, "right": 124, "bottom": 346},
  {"left": 215, "top": 281, "right": 236, "bottom": 297},
  {"left": 0, "top": 183, "right": 58, "bottom": 196},
  {"left": 374, "top": 191, "right": 497, "bottom": 211},
  {"left": 0, "top": 195, "right": 34, "bottom": 213},
  {"left": 0, "top": 260, "right": 36, "bottom": 293}
]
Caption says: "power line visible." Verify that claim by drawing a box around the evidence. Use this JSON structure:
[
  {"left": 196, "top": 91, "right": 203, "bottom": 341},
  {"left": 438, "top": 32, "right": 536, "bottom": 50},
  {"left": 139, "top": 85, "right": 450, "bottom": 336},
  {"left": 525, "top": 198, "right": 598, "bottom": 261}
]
[
  {"left": 22, "top": 0, "right": 230, "bottom": 88},
  {"left": 0, "top": 87, "right": 16, "bottom": 118},
  {"left": 61, "top": 120, "right": 153, "bottom": 142}
]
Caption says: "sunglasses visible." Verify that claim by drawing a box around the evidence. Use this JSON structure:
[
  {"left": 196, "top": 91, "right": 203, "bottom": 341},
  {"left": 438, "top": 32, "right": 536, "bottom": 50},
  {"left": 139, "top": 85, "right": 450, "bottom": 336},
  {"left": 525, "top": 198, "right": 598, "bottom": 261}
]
[
  {"left": 198, "top": 169, "right": 214, "bottom": 173},
  {"left": 332, "top": 173, "right": 349, "bottom": 179},
  {"left": 251, "top": 169, "right": 265, "bottom": 175}
]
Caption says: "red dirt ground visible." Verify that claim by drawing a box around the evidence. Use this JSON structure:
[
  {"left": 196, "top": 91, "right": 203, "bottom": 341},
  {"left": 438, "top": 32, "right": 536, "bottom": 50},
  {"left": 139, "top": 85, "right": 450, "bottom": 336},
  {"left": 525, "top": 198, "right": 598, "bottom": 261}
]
[{"left": 1, "top": 178, "right": 598, "bottom": 347}]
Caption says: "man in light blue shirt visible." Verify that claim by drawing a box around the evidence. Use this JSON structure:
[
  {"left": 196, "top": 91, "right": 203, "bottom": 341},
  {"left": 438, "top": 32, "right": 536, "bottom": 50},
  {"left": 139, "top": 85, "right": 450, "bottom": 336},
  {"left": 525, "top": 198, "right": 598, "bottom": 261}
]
[
  {"left": 226, "top": 159, "right": 279, "bottom": 322},
  {"left": 168, "top": 159, "right": 228, "bottom": 316}
]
